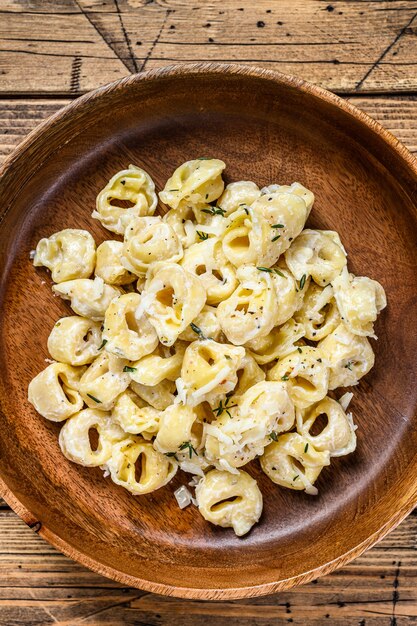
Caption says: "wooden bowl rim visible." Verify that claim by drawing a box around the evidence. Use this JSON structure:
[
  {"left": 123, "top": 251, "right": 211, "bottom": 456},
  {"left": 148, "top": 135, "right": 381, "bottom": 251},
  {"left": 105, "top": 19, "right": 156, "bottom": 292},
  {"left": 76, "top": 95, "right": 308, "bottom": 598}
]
[{"left": 1, "top": 62, "right": 417, "bottom": 599}]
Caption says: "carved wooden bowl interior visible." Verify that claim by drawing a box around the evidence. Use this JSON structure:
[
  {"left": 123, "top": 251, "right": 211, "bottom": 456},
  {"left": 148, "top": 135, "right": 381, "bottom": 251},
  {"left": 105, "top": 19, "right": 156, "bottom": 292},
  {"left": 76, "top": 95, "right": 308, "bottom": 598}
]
[{"left": 0, "top": 64, "right": 416, "bottom": 599}]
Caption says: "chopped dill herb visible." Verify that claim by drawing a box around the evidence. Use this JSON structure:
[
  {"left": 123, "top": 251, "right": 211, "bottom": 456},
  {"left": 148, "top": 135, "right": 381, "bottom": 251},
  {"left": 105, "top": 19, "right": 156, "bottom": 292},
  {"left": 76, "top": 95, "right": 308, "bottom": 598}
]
[
  {"left": 202, "top": 206, "right": 226, "bottom": 217},
  {"left": 179, "top": 440, "right": 198, "bottom": 459},
  {"left": 123, "top": 366, "right": 137, "bottom": 373},
  {"left": 98, "top": 338, "right": 107, "bottom": 350},
  {"left": 87, "top": 393, "right": 101, "bottom": 404},
  {"left": 196, "top": 231, "right": 209, "bottom": 241}
]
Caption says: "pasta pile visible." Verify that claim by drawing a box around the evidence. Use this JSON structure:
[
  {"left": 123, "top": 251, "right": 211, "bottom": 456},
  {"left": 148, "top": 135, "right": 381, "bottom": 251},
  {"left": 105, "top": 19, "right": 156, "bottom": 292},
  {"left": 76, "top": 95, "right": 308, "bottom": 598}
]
[{"left": 28, "top": 159, "right": 387, "bottom": 537}]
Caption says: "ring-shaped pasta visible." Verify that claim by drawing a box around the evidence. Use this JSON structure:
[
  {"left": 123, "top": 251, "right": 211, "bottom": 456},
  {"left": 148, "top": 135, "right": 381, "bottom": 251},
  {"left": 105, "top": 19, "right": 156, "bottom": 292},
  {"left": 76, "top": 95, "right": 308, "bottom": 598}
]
[
  {"left": 216, "top": 265, "right": 279, "bottom": 345},
  {"left": 248, "top": 188, "right": 310, "bottom": 265},
  {"left": 246, "top": 319, "right": 306, "bottom": 365},
  {"left": 59, "top": 408, "right": 126, "bottom": 466},
  {"left": 92, "top": 165, "right": 157, "bottom": 235},
  {"left": 95, "top": 240, "right": 136, "bottom": 285},
  {"left": 154, "top": 404, "right": 202, "bottom": 457},
  {"left": 111, "top": 390, "right": 160, "bottom": 437},
  {"left": 204, "top": 381, "right": 294, "bottom": 471},
  {"left": 130, "top": 379, "right": 177, "bottom": 411},
  {"left": 260, "top": 182, "right": 314, "bottom": 214},
  {"left": 121, "top": 216, "right": 183, "bottom": 277},
  {"left": 233, "top": 352, "right": 266, "bottom": 397},
  {"left": 217, "top": 181, "right": 261, "bottom": 216},
  {"left": 267, "top": 346, "right": 329, "bottom": 409},
  {"left": 128, "top": 340, "right": 187, "bottom": 386},
  {"left": 107, "top": 437, "right": 177, "bottom": 495},
  {"left": 221, "top": 207, "right": 270, "bottom": 268},
  {"left": 138, "top": 263, "right": 206, "bottom": 346},
  {"left": 332, "top": 268, "right": 386, "bottom": 338},
  {"left": 79, "top": 351, "right": 130, "bottom": 410},
  {"left": 28, "top": 362, "right": 85, "bottom": 421},
  {"left": 159, "top": 158, "right": 226, "bottom": 209},
  {"left": 296, "top": 397, "right": 357, "bottom": 457},
  {"left": 47, "top": 316, "right": 102, "bottom": 366},
  {"left": 53, "top": 277, "right": 122, "bottom": 321},
  {"left": 177, "top": 339, "right": 245, "bottom": 407},
  {"left": 33, "top": 228, "right": 96, "bottom": 283},
  {"left": 162, "top": 204, "right": 199, "bottom": 248},
  {"left": 285, "top": 229, "right": 347, "bottom": 286},
  {"left": 103, "top": 293, "right": 158, "bottom": 361},
  {"left": 295, "top": 283, "right": 340, "bottom": 341},
  {"left": 318, "top": 323, "right": 375, "bottom": 389},
  {"left": 195, "top": 469, "right": 263, "bottom": 536},
  {"left": 180, "top": 237, "right": 238, "bottom": 305},
  {"left": 178, "top": 305, "right": 222, "bottom": 342},
  {"left": 260, "top": 432, "right": 330, "bottom": 494}
]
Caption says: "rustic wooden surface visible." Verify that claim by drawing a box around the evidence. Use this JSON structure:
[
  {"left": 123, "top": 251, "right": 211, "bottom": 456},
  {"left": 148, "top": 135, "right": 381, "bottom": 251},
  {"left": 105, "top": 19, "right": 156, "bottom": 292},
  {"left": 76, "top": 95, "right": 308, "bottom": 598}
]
[{"left": 1, "top": 0, "right": 417, "bottom": 624}]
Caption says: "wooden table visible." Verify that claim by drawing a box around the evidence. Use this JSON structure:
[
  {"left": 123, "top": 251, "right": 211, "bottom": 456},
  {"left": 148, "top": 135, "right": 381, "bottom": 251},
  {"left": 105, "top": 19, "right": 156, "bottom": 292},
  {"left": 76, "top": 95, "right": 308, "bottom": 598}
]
[{"left": 1, "top": 1, "right": 417, "bottom": 623}]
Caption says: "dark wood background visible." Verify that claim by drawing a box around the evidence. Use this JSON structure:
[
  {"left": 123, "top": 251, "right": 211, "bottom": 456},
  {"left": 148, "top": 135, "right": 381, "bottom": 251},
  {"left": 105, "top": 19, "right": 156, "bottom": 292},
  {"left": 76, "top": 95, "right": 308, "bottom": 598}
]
[{"left": 1, "top": 1, "right": 417, "bottom": 623}]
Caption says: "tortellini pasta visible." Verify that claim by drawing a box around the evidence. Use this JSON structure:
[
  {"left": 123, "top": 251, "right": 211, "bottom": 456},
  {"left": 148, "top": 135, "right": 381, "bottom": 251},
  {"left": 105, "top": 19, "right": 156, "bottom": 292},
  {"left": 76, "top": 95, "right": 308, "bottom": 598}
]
[
  {"left": 246, "top": 318, "right": 305, "bottom": 364},
  {"left": 260, "top": 432, "right": 330, "bottom": 495},
  {"left": 29, "top": 160, "right": 386, "bottom": 538},
  {"left": 285, "top": 229, "right": 347, "bottom": 286},
  {"left": 128, "top": 341, "right": 187, "bottom": 386},
  {"left": 111, "top": 390, "right": 160, "bottom": 437},
  {"left": 177, "top": 339, "right": 245, "bottom": 406},
  {"left": 138, "top": 263, "right": 206, "bottom": 346},
  {"left": 196, "top": 469, "right": 263, "bottom": 536},
  {"left": 33, "top": 229, "right": 96, "bottom": 283},
  {"left": 47, "top": 316, "right": 102, "bottom": 366},
  {"left": 130, "top": 379, "right": 177, "bottom": 411},
  {"left": 268, "top": 346, "right": 329, "bottom": 409},
  {"left": 102, "top": 293, "right": 158, "bottom": 361},
  {"left": 59, "top": 408, "right": 125, "bottom": 466},
  {"left": 221, "top": 206, "right": 270, "bottom": 268},
  {"left": 159, "top": 158, "right": 226, "bottom": 209},
  {"left": 53, "top": 277, "right": 121, "bottom": 321},
  {"left": 296, "top": 397, "right": 357, "bottom": 457},
  {"left": 79, "top": 351, "right": 130, "bottom": 410},
  {"left": 154, "top": 404, "right": 202, "bottom": 458},
  {"left": 295, "top": 283, "right": 340, "bottom": 341},
  {"left": 332, "top": 268, "right": 386, "bottom": 338},
  {"left": 178, "top": 305, "right": 222, "bottom": 342},
  {"left": 95, "top": 240, "right": 136, "bottom": 285},
  {"left": 106, "top": 437, "right": 177, "bottom": 495},
  {"left": 217, "top": 181, "right": 261, "bottom": 216},
  {"left": 180, "top": 237, "right": 238, "bottom": 305},
  {"left": 216, "top": 265, "right": 279, "bottom": 344},
  {"left": 162, "top": 204, "right": 199, "bottom": 248},
  {"left": 28, "top": 362, "right": 84, "bottom": 421},
  {"left": 121, "top": 216, "right": 183, "bottom": 277},
  {"left": 319, "top": 323, "right": 375, "bottom": 389},
  {"left": 92, "top": 165, "right": 157, "bottom": 235},
  {"left": 204, "top": 381, "right": 294, "bottom": 470}
]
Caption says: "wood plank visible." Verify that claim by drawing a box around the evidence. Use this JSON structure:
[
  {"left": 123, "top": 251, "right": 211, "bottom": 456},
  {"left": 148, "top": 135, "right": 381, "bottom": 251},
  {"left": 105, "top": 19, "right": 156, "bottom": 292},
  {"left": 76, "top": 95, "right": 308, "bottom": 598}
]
[
  {"left": 0, "top": 508, "right": 415, "bottom": 624},
  {"left": 0, "top": 95, "right": 417, "bottom": 623},
  {"left": 0, "top": 1, "right": 417, "bottom": 95}
]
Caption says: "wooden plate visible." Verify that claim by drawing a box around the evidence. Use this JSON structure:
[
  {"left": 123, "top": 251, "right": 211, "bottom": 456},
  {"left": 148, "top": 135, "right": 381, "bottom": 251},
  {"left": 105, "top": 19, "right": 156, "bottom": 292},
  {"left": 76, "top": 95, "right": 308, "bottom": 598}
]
[{"left": 0, "top": 63, "right": 417, "bottom": 600}]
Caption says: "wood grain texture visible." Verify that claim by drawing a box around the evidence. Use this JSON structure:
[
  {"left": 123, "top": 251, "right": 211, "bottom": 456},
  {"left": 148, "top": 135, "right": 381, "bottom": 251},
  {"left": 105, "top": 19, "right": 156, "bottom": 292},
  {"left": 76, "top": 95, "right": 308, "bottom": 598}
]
[
  {"left": 1, "top": 66, "right": 417, "bottom": 605},
  {"left": 1, "top": 0, "right": 417, "bottom": 95},
  {"left": 0, "top": 507, "right": 416, "bottom": 624},
  {"left": 2, "top": 96, "right": 417, "bottom": 167}
]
